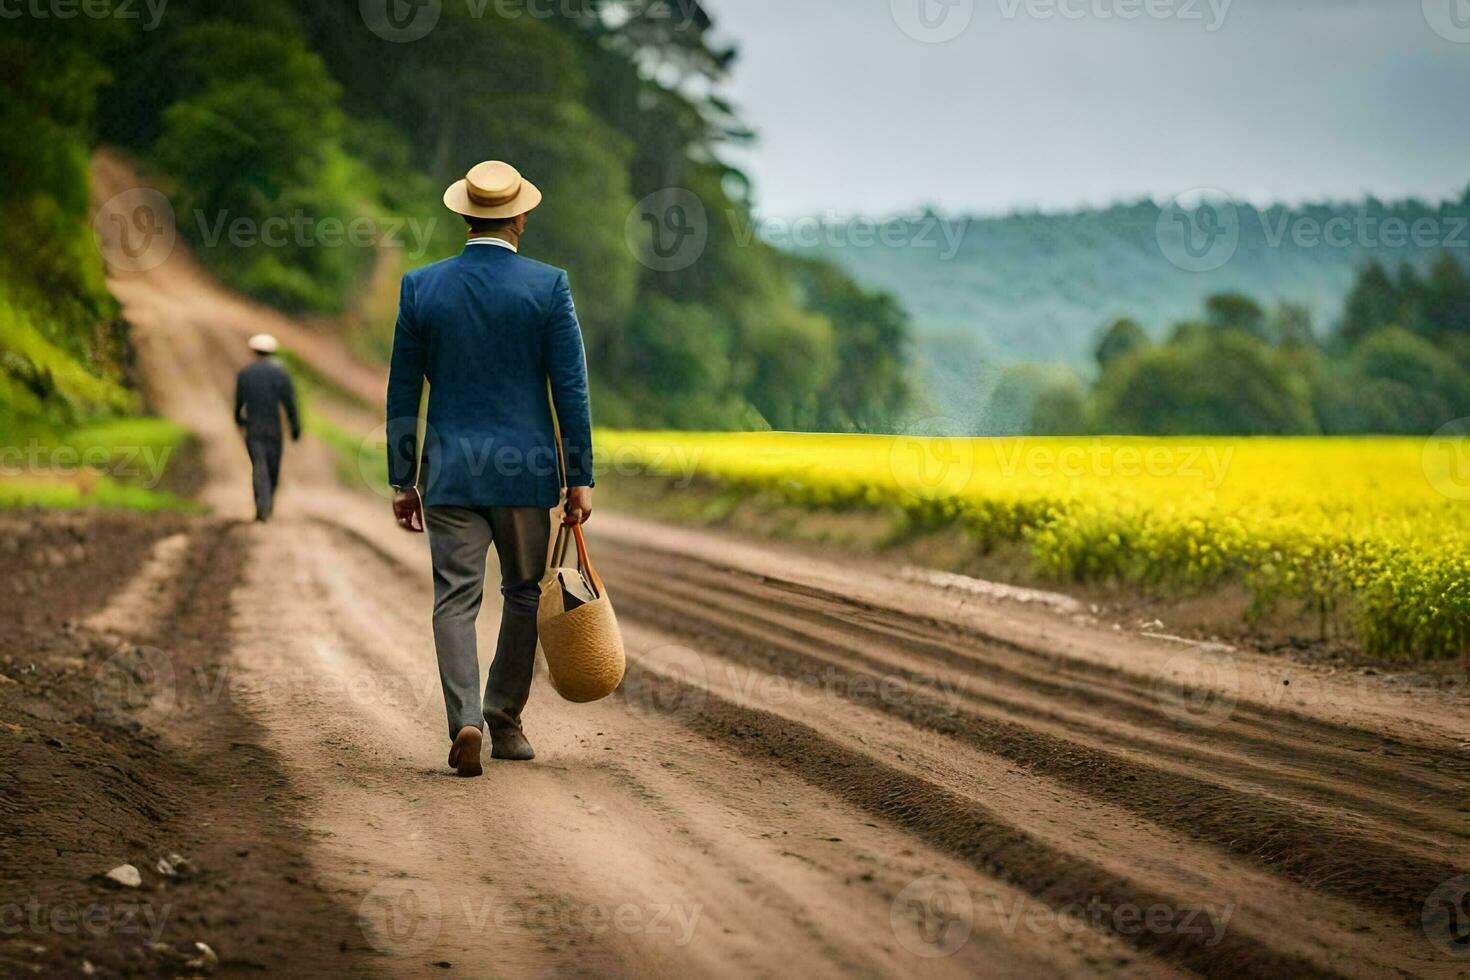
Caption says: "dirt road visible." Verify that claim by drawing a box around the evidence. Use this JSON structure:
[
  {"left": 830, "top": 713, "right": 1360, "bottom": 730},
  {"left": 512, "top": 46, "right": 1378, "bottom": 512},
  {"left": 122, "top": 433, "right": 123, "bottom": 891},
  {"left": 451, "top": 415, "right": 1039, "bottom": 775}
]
[{"left": 8, "top": 155, "right": 1465, "bottom": 977}]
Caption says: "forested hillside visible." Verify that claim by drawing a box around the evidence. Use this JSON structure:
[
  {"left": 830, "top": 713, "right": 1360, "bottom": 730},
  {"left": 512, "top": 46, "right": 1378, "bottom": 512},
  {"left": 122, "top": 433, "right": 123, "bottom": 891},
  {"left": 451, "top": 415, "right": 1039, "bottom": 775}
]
[
  {"left": 1, "top": 17, "right": 135, "bottom": 441},
  {"left": 2, "top": 0, "right": 912, "bottom": 437},
  {"left": 790, "top": 197, "right": 1470, "bottom": 427},
  {"left": 975, "top": 257, "right": 1470, "bottom": 437}
]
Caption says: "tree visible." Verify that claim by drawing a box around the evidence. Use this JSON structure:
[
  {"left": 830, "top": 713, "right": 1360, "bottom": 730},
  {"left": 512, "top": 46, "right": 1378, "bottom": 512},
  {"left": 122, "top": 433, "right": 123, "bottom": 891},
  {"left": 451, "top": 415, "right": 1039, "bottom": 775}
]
[
  {"left": 1272, "top": 302, "right": 1317, "bottom": 349},
  {"left": 1095, "top": 317, "right": 1148, "bottom": 369},
  {"left": 1422, "top": 253, "right": 1470, "bottom": 339},
  {"left": 1091, "top": 332, "right": 1317, "bottom": 435},
  {"left": 615, "top": 295, "right": 743, "bottom": 428},
  {"left": 1339, "top": 261, "right": 1399, "bottom": 346},
  {"left": 983, "top": 363, "right": 1083, "bottom": 435},
  {"left": 788, "top": 257, "right": 911, "bottom": 432},
  {"left": 1204, "top": 292, "right": 1270, "bottom": 342},
  {"left": 1315, "top": 327, "right": 1470, "bottom": 434},
  {"left": 1031, "top": 373, "right": 1088, "bottom": 435}
]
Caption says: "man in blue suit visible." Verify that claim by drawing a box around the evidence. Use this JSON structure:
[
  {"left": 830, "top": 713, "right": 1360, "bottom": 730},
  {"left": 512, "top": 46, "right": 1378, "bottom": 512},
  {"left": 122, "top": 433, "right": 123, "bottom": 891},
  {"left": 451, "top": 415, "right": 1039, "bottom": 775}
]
[{"left": 386, "top": 160, "right": 595, "bottom": 778}]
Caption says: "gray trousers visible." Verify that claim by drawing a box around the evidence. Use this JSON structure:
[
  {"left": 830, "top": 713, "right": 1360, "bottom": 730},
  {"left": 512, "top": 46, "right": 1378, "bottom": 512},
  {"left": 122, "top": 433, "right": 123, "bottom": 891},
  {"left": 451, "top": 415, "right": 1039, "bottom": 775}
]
[
  {"left": 425, "top": 505, "right": 550, "bottom": 741},
  {"left": 245, "top": 436, "right": 282, "bottom": 520}
]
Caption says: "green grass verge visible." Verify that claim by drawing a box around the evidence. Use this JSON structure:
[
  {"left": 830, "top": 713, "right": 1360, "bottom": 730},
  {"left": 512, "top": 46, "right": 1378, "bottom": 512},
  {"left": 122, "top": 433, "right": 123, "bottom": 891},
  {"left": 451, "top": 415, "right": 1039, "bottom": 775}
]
[
  {"left": 0, "top": 476, "right": 198, "bottom": 512},
  {"left": 1, "top": 415, "right": 201, "bottom": 512}
]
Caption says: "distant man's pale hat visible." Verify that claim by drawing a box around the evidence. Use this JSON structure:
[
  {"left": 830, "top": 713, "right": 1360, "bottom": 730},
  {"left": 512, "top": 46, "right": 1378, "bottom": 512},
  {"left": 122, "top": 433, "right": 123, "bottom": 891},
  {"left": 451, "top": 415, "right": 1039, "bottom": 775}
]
[
  {"left": 248, "top": 334, "right": 279, "bottom": 354},
  {"left": 443, "top": 161, "right": 543, "bottom": 220}
]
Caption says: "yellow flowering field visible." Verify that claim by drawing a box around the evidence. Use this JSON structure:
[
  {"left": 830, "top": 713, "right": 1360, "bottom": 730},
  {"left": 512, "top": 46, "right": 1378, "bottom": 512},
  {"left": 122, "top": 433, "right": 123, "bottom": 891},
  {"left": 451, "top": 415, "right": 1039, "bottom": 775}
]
[{"left": 597, "top": 431, "right": 1470, "bottom": 658}]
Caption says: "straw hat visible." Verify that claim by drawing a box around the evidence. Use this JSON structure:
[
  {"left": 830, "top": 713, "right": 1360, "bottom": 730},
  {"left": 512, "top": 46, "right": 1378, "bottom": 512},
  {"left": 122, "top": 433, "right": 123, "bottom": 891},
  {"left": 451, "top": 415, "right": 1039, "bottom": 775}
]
[
  {"left": 248, "top": 334, "right": 278, "bottom": 354},
  {"left": 442, "top": 161, "right": 543, "bottom": 220}
]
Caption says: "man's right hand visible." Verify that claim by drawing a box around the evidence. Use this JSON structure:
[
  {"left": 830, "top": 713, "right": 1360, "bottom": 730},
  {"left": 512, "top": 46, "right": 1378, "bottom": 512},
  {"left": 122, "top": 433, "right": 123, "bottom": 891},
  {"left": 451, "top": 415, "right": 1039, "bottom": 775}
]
[
  {"left": 393, "top": 487, "right": 425, "bottom": 533},
  {"left": 564, "top": 486, "right": 593, "bottom": 526}
]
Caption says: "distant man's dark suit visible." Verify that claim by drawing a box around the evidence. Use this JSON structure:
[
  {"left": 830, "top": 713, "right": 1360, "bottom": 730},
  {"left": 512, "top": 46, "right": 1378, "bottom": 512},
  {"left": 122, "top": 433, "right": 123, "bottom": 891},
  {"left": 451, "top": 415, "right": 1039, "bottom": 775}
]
[
  {"left": 234, "top": 358, "right": 301, "bottom": 521},
  {"left": 386, "top": 240, "right": 594, "bottom": 741}
]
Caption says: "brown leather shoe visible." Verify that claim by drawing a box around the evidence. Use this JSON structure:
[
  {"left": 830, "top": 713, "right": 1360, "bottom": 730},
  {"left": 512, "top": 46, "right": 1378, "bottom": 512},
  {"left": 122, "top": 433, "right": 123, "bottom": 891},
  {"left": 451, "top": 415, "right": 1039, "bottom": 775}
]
[
  {"left": 490, "top": 729, "right": 535, "bottom": 762},
  {"left": 448, "top": 726, "right": 483, "bottom": 778}
]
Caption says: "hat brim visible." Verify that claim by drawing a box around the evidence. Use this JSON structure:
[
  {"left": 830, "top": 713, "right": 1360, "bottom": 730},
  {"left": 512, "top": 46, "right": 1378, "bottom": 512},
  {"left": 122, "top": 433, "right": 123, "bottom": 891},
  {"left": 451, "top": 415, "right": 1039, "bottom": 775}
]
[{"left": 442, "top": 178, "right": 543, "bottom": 219}]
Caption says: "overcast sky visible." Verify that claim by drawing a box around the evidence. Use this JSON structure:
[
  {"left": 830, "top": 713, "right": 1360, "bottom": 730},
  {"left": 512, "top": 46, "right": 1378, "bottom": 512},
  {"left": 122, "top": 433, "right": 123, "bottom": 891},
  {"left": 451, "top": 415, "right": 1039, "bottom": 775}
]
[{"left": 699, "top": 0, "right": 1470, "bottom": 218}]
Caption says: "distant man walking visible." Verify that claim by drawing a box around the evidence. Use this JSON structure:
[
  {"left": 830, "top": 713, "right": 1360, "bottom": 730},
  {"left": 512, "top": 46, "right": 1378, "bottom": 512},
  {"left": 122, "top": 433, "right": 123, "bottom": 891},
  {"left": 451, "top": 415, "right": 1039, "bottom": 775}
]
[
  {"left": 386, "top": 160, "right": 595, "bottom": 778},
  {"left": 234, "top": 334, "right": 301, "bottom": 523}
]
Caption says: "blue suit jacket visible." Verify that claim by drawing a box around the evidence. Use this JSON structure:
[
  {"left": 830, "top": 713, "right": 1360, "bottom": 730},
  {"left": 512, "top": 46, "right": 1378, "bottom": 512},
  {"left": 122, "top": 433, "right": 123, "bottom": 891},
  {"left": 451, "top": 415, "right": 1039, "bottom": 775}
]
[{"left": 385, "top": 244, "right": 594, "bottom": 508}]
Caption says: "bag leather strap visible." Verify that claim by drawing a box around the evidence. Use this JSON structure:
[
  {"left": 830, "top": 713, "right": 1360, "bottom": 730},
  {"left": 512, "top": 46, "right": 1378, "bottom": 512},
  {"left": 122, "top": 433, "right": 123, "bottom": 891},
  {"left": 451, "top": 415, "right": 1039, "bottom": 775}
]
[
  {"left": 548, "top": 522, "right": 603, "bottom": 599},
  {"left": 572, "top": 523, "right": 604, "bottom": 597},
  {"left": 547, "top": 378, "right": 568, "bottom": 500},
  {"left": 544, "top": 378, "right": 602, "bottom": 597}
]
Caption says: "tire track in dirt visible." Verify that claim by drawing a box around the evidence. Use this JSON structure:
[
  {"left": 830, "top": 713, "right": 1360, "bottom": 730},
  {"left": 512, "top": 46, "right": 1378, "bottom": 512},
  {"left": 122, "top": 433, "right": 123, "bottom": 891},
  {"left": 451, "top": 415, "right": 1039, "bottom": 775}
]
[
  {"left": 609, "top": 659, "right": 1331, "bottom": 978},
  {"left": 668, "top": 570, "right": 1462, "bottom": 853},
  {"left": 606, "top": 555, "right": 1467, "bottom": 854},
  {"left": 624, "top": 619, "right": 1453, "bottom": 978},
  {"left": 605, "top": 561, "right": 1461, "bottom": 935},
  {"left": 3, "top": 514, "right": 369, "bottom": 976},
  {"left": 616, "top": 544, "right": 1466, "bottom": 785}
]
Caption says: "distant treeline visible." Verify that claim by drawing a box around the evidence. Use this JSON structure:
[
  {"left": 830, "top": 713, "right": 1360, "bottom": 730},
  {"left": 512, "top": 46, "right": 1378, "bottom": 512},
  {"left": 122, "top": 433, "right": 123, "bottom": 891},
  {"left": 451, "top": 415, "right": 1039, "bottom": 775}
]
[
  {"left": 792, "top": 197, "right": 1470, "bottom": 431},
  {"left": 2, "top": 1, "right": 911, "bottom": 435},
  {"left": 985, "top": 254, "right": 1470, "bottom": 436}
]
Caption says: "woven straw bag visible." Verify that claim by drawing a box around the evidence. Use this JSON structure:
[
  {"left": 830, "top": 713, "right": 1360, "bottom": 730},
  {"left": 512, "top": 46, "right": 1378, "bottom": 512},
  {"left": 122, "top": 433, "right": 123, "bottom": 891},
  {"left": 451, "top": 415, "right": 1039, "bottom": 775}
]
[{"left": 537, "top": 521, "right": 626, "bottom": 702}]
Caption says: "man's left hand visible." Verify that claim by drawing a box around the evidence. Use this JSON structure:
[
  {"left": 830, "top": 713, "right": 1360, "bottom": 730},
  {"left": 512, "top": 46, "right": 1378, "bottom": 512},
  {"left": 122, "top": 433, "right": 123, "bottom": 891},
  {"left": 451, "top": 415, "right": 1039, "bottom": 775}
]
[
  {"left": 393, "top": 487, "right": 425, "bottom": 533},
  {"left": 564, "top": 486, "right": 593, "bottom": 526}
]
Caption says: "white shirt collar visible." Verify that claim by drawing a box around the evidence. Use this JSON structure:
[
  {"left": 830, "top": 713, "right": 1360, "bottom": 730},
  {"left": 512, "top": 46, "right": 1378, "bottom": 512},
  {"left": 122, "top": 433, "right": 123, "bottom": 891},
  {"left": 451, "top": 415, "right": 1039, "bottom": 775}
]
[{"left": 466, "top": 237, "right": 518, "bottom": 253}]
